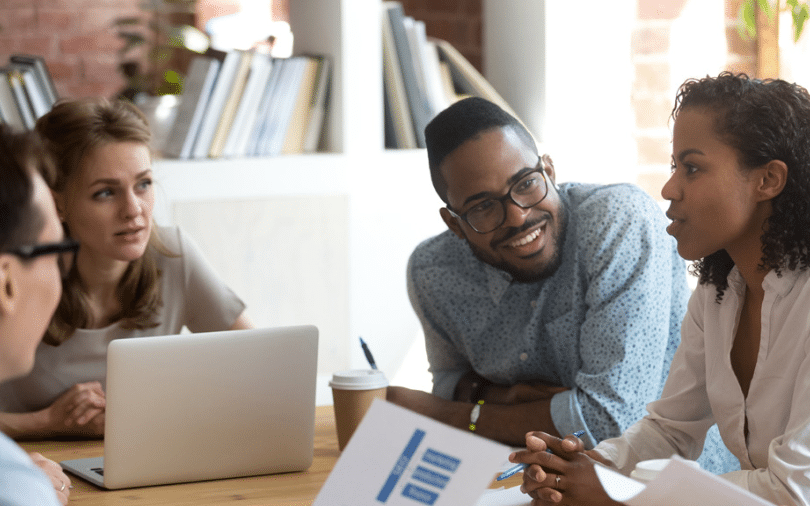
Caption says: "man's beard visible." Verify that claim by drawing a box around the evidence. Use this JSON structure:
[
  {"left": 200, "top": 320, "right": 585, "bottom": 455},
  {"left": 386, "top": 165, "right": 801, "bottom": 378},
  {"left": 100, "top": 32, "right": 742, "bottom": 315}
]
[{"left": 466, "top": 201, "right": 569, "bottom": 283}]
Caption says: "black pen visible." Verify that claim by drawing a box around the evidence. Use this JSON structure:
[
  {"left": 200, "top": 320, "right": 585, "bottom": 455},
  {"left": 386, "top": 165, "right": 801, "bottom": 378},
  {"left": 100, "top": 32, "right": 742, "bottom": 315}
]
[{"left": 359, "top": 337, "right": 378, "bottom": 370}]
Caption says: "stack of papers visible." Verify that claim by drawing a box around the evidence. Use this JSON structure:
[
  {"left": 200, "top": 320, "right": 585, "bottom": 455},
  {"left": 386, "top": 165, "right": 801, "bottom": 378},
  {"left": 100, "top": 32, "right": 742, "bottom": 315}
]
[
  {"left": 594, "top": 455, "right": 776, "bottom": 506},
  {"left": 314, "top": 399, "right": 512, "bottom": 506}
]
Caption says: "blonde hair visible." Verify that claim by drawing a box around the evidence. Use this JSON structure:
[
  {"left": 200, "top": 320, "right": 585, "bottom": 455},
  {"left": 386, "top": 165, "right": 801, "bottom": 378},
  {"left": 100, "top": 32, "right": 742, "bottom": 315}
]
[{"left": 35, "top": 98, "right": 175, "bottom": 345}]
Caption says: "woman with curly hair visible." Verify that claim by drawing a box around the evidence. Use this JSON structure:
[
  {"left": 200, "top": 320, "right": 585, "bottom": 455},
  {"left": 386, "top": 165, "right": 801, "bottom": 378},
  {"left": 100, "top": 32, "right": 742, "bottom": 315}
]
[
  {"left": 511, "top": 72, "right": 810, "bottom": 506},
  {"left": 0, "top": 98, "right": 251, "bottom": 440}
]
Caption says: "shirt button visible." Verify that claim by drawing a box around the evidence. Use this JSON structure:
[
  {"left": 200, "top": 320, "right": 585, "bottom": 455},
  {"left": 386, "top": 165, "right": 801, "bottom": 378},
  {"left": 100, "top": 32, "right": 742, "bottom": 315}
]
[
  {"left": 530, "top": 300, "right": 537, "bottom": 308},
  {"left": 520, "top": 352, "right": 528, "bottom": 361}
]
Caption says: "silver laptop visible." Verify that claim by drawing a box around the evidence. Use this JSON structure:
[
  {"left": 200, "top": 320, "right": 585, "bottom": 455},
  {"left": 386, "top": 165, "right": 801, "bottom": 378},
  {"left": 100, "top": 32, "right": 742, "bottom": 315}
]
[{"left": 60, "top": 325, "right": 318, "bottom": 489}]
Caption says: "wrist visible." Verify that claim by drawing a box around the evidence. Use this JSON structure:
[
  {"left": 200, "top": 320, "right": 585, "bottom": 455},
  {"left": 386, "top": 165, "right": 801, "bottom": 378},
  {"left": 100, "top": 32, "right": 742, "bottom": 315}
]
[
  {"left": 0, "top": 409, "right": 49, "bottom": 439},
  {"left": 468, "top": 399, "right": 484, "bottom": 432}
]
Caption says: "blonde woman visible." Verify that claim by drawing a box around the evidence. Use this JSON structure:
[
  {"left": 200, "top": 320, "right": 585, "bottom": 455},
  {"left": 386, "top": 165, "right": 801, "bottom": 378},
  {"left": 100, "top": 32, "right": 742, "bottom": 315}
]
[{"left": 0, "top": 98, "right": 251, "bottom": 439}]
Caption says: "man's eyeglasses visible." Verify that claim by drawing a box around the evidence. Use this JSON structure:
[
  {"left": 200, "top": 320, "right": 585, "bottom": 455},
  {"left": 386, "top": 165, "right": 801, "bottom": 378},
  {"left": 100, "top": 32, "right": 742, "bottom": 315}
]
[
  {"left": 4, "top": 238, "right": 80, "bottom": 279},
  {"left": 446, "top": 159, "right": 550, "bottom": 234}
]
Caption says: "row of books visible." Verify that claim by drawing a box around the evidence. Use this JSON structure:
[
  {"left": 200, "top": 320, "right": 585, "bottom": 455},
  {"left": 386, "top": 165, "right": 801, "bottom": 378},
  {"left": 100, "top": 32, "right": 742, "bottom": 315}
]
[
  {"left": 164, "top": 49, "right": 330, "bottom": 159},
  {"left": 0, "top": 54, "right": 59, "bottom": 132},
  {"left": 382, "top": 1, "right": 518, "bottom": 149}
]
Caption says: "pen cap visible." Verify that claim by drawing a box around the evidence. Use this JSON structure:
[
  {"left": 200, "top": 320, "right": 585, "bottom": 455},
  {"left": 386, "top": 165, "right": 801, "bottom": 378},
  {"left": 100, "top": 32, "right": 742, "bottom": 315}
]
[{"left": 328, "top": 369, "right": 388, "bottom": 390}]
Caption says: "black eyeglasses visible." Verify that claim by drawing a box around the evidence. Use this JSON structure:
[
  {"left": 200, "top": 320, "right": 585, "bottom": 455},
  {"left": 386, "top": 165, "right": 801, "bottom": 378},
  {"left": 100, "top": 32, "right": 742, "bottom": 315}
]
[
  {"left": 4, "top": 238, "right": 80, "bottom": 279},
  {"left": 446, "top": 159, "right": 550, "bottom": 234}
]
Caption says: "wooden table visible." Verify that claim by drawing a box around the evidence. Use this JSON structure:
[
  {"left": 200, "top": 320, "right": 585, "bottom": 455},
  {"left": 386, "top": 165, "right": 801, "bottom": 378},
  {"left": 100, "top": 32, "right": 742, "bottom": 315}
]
[{"left": 21, "top": 405, "right": 522, "bottom": 505}]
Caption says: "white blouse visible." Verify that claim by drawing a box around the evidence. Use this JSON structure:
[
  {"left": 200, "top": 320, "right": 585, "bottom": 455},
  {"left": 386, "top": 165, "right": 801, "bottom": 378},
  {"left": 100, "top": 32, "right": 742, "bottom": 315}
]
[{"left": 595, "top": 267, "right": 810, "bottom": 506}]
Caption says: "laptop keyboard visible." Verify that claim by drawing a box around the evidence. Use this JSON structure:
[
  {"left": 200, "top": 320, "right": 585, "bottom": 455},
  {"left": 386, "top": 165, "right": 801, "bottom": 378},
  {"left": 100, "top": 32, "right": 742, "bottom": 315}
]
[{"left": 91, "top": 467, "right": 104, "bottom": 476}]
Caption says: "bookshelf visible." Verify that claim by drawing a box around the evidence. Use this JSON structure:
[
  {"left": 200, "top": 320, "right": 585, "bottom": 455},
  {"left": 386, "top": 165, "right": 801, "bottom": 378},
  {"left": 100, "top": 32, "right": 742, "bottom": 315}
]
[{"left": 154, "top": 0, "right": 446, "bottom": 404}]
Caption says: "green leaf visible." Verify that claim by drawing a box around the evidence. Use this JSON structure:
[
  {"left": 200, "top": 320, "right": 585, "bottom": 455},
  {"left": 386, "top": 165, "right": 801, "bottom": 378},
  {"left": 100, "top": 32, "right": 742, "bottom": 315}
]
[
  {"left": 757, "top": 0, "right": 774, "bottom": 19},
  {"left": 793, "top": 4, "right": 810, "bottom": 41},
  {"left": 163, "top": 69, "right": 181, "bottom": 84},
  {"left": 740, "top": 1, "right": 758, "bottom": 39}
]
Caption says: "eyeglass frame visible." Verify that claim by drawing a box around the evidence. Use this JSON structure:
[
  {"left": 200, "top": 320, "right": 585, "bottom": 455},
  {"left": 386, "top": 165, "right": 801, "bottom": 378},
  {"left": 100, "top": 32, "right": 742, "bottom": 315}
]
[
  {"left": 445, "top": 157, "right": 550, "bottom": 234},
  {"left": 3, "top": 238, "right": 80, "bottom": 279}
]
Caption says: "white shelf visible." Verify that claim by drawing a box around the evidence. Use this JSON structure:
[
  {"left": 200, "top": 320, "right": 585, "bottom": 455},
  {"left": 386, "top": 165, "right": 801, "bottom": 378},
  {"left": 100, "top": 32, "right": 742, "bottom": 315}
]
[
  {"left": 152, "top": 153, "right": 352, "bottom": 223},
  {"left": 153, "top": 0, "right": 447, "bottom": 403}
]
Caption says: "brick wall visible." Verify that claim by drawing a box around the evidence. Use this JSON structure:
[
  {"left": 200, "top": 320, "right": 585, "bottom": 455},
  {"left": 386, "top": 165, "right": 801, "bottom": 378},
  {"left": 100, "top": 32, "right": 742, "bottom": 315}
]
[
  {"left": 632, "top": 0, "right": 757, "bottom": 197},
  {"left": 0, "top": 0, "right": 757, "bottom": 193},
  {"left": 0, "top": 0, "right": 143, "bottom": 99},
  {"left": 398, "top": 0, "right": 482, "bottom": 71},
  {"left": 0, "top": 0, "right": 480, "bottom": 101}
]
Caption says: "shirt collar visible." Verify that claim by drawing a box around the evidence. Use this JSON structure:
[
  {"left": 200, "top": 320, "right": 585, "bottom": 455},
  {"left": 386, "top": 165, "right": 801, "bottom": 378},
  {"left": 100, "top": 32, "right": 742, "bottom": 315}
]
[
  {"left": 727, "top": 265, "right": 801, "bottom": 298},
  {"left": 763, "top": 267, "right": 802, "bottom": 297}
]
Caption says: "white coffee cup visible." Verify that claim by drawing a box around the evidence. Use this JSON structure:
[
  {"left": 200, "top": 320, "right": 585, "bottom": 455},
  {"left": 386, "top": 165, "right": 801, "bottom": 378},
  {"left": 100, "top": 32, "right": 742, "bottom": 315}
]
[
  {"left": 329, "top": 369, "right": 388, "bottom": 450},
  {"left": 630, "top": 458, "right": 700, "bottom": 483}
]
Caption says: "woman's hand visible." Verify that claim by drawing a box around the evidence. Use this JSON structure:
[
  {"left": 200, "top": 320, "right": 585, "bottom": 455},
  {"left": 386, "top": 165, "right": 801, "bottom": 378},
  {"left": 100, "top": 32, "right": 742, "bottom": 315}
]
[
  {"left": 30, "top": 452, "right": 71, "bottom": 505},
  {"left": 509, "top": 431, "right": 621, "bottom": 506},
  {"left": 39, "top": 381, "right": 106, "bottom": 437}
]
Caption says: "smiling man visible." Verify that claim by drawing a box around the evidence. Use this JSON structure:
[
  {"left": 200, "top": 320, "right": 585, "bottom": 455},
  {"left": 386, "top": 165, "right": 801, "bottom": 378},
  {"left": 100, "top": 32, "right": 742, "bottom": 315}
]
[{"left": 387, "top": 97, "right": 735, "bottom": 474}]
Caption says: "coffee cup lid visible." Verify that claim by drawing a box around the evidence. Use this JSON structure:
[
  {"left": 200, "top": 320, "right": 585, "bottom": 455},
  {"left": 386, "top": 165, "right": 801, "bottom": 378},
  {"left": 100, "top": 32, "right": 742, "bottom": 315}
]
[
  {"left": 329, "top": 369, "right": 388, "bottom": 390},
  {"left": 631, "top": 458, "right": 700, "bottom": 481}
]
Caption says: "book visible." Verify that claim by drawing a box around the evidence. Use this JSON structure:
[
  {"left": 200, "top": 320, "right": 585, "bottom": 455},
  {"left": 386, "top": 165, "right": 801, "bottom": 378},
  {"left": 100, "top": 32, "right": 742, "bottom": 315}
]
[
  {"left": 382, "top": 85, "right": 396, "bottom": 149},
  {"left": 438, "top": 57, "right": 458, "bottom": 105},
  {"left": 9, "top": 54, "right": 58, "bottom": 107},
  {"left": 0, "top": 69, "right": 27, "bottom": 131},
  {"left": 9, "top": 64, "right": 50, "bottom": 119},
  {"left": 431, "top": 37, "right": 519, "bottom": 120},
  {"left": 191, "top": 49, "right": 245, "bottom": 159},
  {"left": 302, "top": 56, "right": 331, "bottom": 153},
  {"left": 222, "top": 53, "right": 274, "bottom": 158},
  {"left": 4, "top": 68, "right": 36, "bottom": 130},
  {"left": 381, "top": 3, "right": 417, "bottom": 149},
  {"left": 245, "top": 57, "right": 287, "bottom": 157},
  {"left": 281, "top": 56, "right": 320, "bottom": 155},
  {"left": 208, "top": 50, "right": 254, "bottom": 158},
  {"left": 414, "top": 26, "right": 452, "bottom": 117},
  {"left": 259, "top": 56, "right": 308, "bottom": 156},
  {"left": 163, "top": 54, "right": 222, "bottom": 159},
  {"left": 383, "top": 2, "right": 431, "bottom": 148},
  {"left": 402, "top": 16, "right": 428, "bottom": 110}
]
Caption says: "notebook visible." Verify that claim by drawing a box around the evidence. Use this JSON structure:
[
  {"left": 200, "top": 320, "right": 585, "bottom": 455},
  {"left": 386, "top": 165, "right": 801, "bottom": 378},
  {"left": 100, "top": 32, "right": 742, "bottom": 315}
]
[{"left": 60, "top": 325, "right": 318, "bottom": 489}]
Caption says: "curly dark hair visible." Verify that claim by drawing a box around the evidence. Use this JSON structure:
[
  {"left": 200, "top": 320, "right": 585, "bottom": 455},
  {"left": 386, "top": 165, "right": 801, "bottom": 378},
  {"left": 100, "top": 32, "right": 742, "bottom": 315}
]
[{"left": 672, "top": 72, "right": 810, "bottom": 299}]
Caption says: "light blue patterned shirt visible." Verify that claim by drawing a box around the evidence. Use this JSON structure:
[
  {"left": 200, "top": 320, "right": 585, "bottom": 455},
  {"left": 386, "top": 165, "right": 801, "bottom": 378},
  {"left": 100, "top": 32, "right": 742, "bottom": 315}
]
[
  {"left": 408, "top": 182, "right": 738, "bottom": 473},
  {"left": 0, "top": 432, "right": 60, "bottom": 506},
  {"left": 409, "top": 182, "right": 686, "bottom": 445}
]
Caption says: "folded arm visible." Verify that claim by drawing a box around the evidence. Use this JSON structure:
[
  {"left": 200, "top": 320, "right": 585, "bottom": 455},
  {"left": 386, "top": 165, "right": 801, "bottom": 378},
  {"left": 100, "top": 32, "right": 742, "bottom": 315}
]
[{"left": 0, "top": 381, "right": 105, "bottom": 439}]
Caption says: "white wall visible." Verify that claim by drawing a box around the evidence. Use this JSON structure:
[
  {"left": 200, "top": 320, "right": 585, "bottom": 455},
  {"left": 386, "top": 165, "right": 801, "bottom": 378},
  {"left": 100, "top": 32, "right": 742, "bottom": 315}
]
[{"left": 484, "top": 0, "right": 636, "bottom": 185}]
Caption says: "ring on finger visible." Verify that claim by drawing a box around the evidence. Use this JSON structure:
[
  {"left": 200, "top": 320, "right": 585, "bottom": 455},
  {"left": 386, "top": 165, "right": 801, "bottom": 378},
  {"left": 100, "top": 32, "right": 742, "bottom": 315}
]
[
  {"left": 555, "top": 475, "right": 561, "bottom": 489},
  {"left": 59, "top": 480, "right": 66, "bottom": 492}
]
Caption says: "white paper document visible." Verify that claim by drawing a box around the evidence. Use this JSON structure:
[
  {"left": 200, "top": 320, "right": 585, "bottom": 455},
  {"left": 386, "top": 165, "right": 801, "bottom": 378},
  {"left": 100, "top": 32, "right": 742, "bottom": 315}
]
[
  {"left": 313, "top": 399, "right": 511, "bottom": 506},
  {"left": 595, "top": 455, "right": 777, "bottom": 506},
  {"left": 475, "top": 486, "right": 531, "bottom": 506}
]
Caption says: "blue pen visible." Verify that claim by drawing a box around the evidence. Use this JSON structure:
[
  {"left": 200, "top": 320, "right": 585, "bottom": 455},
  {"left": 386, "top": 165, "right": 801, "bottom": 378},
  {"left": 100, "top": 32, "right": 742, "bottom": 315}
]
[
  {"left": 359, "top": 337, "right": 378, "bottom": 370},
  {"left": 496, "top": 430, "right": 586, "bottom": 481}
]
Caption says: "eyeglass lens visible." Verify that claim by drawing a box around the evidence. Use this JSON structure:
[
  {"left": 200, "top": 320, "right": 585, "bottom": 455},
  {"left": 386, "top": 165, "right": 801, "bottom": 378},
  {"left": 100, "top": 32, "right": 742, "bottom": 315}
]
[{"left": 465, "top": 170, "right": 548, "bottom": 233}]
